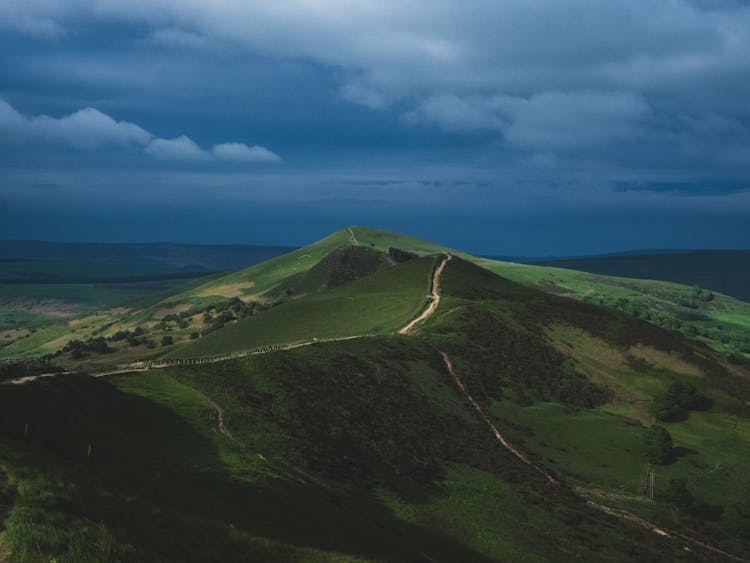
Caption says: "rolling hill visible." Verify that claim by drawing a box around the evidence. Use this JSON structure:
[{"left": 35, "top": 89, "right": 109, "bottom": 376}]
[
  {"left": 534, "top": 250, "right": 750, "bottom": 303},
  {"left": 2, "top": 227, "right": 748, "bottom": 364},
  {"left": 1, "top": 228, "right": 749, "bottom": 561},
  {"left": 0, "top": 240, "right": 294, "bottom": 334}
]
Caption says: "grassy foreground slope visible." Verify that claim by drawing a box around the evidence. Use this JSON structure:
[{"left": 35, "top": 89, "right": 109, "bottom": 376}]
[
  {"left": 0, "top": 344, "right": 690, "bottom": 562},
  {"left": 2, "top": 251, "right": 750, "bottom": 560}
]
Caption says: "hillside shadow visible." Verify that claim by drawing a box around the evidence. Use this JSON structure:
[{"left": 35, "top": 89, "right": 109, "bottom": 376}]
[
  {"left": 690, "top": 501, "right": 724, "bottom": 522},
  {"left": 668, "top": 446, "right": 698, "bottom": 464},
  {"left": 0, "top": 374, "right": 493, "bottom": 562}
]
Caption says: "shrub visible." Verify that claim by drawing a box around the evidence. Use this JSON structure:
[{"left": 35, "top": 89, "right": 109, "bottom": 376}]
[
  {"left": 644, "top": 425, "right": 672, "bottom": 464},
  {"left": 161, "top": 335, "right": 174, "bottom": 346},
  {"left": 110, "top": 330, "right": 129, "bottom": 342},
  {"left": 651, "top": 381, "right": 702, "bottom": 421}
]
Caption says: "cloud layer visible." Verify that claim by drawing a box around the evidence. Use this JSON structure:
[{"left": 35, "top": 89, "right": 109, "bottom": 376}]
[
  {"left": 0, "top": 99, "right": 281, "bottom": 163},
  {"left": 3, "top": 0, "right": 746, "bottom": 170},
  {"left": 0, "top": 1, "right": 748, "bottom": 252}
]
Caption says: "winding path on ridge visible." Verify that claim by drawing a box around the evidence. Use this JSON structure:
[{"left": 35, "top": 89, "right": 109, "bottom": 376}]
[
  {"left": 439, "top": 351, "right": 557, "bottom": 484},
  {"left": 1, "top": 254, "right": 453, "bottom": 384},
  {"left": 399, "top": 254, "right": 451, "bottom": 335},
  {"left": 347, "top": 227, "right": 359, "bottom": 246}
]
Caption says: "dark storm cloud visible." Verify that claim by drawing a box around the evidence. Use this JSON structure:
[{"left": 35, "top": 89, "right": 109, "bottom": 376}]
[{"left": 0, "top": 1, "right": 748, "bottom": 252}]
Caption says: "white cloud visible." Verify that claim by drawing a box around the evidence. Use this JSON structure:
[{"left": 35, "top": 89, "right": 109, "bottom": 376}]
[
  {"left": 6, "top": 1, "right": 745, "bottom": 108},
  {"left": 498, "top": 92, "right": 651, "bottom": 151},
  {"left": 31, "top": 107, "right": 153, "bottom": 149},
  {"left": 212, "top": 142, "right": 281, "bottom": 162},
  {"left": 144, "top": 135, "right": 209, "bottom": 160},
  {"left": 0, "top": 98, "right": 281, "bottom": 163},
  {"left": 0, "top": 100, "right": 152, "bottom": 148},
  {"left": 406, "top": 94, "right": 504, "bottom": 132},
  {"left": 339, "top": 81, "right": 388, "bottom": 110},
  {"left": 2, "top": 1, "right": 748, "bottom": 167},
  {"left": 409, "top": 91, "right": 651, "bottom": 152}
]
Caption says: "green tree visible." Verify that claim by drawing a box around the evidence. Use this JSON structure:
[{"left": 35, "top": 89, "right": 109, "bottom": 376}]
[
  {"left": 161, "top": 335, "right": 174, "bottom": 346},
  {"left": 650, "top": 394, "right": 682, "bottom": 421},
  {"left": 644, "top": 425, "right": 672, "bottom": 464},
  {"left": 651, "top": 381, "right": 701, "bottom": 421}
]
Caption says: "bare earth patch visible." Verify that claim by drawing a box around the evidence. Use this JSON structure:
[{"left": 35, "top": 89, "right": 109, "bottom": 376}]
[
  {"left": 45, "top": 333, "right": 79, "bottom": 351},
  {"left": 197, "top": 281, "right": 254, "bottom": 298},
  {"left": 0, "top": 298, "right": 80, "bottom": 318},
  {"left": 546, "top": 324, "right": 653, "bottom": 422},
  {"left": 628, "top": 344, "right": 702, "bottom": 377},
  {"left": 106, "top": 307, "right": 130, "bottom": 316},
  {"left": 0, "top": 329, "right": 30, "bottom": 342},
  {"left": 547, "top": 323, "right": 628, "bottom": 371},
  {"left": 153, "top": 303, "right": 191, "bottom": 320}
]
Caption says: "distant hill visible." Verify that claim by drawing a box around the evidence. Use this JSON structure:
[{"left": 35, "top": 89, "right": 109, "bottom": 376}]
[
  {"left": 0, "top": 240, "right": 296, "bottom": 282},
  {"left": 0, "top": 241, "right": 295, "bottom": 329},
  {"left": 534, "top": 250, "right": 750, "bottom": 303}
]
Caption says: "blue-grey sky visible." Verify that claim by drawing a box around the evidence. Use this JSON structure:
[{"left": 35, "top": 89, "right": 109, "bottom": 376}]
[{"left": 1, "top": 0, "right": 749, "bottom": 255}]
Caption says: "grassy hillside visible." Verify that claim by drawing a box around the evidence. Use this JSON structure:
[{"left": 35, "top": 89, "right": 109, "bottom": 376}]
[
  {"left": 535, "top": 250, "right": 750, "bottom": 303},
  {"left": 2, "top": 227, "right": 749, "bottom": 366},
  {"left": 2, "top": 253, "right": 749, "bottom": 560},
  {"left": 173, "top": 255, "right": 434, "bottom": 357},
  {"left": 474, "top": 257, "right": 750, "bottom": 359},
  {"left": 0, "top": 241, "right": 293, "bottom": 333}
]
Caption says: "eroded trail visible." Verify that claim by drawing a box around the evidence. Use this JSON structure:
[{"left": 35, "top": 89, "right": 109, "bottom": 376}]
[
  {"left": 207, "top": 398, "right": 232, "bottom": 439},
  {"left": 399, "top": 254, "right": 452, "bottom": 335},
  {"left": 440, "top": 351, "right": 557, "bottom": 484},
  {"left": 347, "top": 227, "right": 359, "bottom": 246}
]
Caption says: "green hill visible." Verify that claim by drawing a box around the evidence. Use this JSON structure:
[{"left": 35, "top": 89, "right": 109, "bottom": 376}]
[
  {"left": 1, "top": 243, "right": 749, "bottom": 561},
  {"left": 6, "top": 226, "right": 747, "bottom": 364},
  {"left": 172, "top": 254, "right": 433, "bottom": 358},
  {"left": 0, "top": 240, "right": 294, "bottom": 334},
  {"left": 534, "top": 250, "right": 750, "bottom": 303}
]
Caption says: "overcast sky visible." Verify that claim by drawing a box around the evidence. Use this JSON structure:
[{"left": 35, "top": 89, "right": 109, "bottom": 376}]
[{"left": 1, "top": 1, "right": 749, "bottom": 255}]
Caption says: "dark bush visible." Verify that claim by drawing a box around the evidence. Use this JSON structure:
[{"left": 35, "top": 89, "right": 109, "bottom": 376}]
[{"left": 644, "top": 425, "right": 672, "bottom": 464}]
